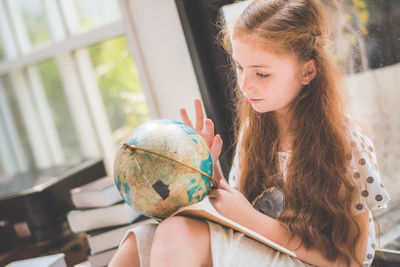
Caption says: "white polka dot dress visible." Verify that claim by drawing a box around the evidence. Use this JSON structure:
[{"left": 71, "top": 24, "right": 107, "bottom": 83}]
[
  {"left": 228, "top": 119, "right": 390, "bottom": 266},
  {"left": 345, "top": 121, "right": 390, "bottom": 266}
]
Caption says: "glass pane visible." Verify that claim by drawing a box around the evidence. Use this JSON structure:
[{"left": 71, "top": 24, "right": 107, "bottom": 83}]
[
  {"left": 364, "top": 0, "right": 400, "bottom": 69},
  {"left": 0, "top": 154, "right": 3, "bottom": 176},
  {"left": 322, "top": 0, "right": 400, "bottom": 73},
  {"left": 0, "top": 74, "right": 35, "bottom": 171},
  {"left": 73, "top": 0, "right": 121, "bottom": 33},
  {"left": 87, "top": 36, "right": 150, "bottom": 144},
  {"left": 36, "top": 59, "right": 82, "bottom": 163},
  {"left": 0, "top": 36, "right": 5, "bottom": 61},
  {"left": 16, "top": 0, "right": 52, "bottom": 48}
]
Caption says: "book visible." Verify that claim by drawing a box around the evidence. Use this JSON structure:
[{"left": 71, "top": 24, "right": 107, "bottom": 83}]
[
  {"left": 6, "top": 253, "right": 67, "bottom": 267},
  {"left": 87, "top": 248, "right": 118, "bottom": 267},
  {"left": 87, "top": 218, "right": 156, "bottom": 254},
  {"left": 171, "top": 196, "right": 297, "bottom": 257},
  {"left": 70, "top": 176, "right": 122, "bottom": 208},
  {"left": 73, "top": 261, "right": 91, "bottom": 267},
  {"left": 67, "top": 203, "right": 141, "bottom": 233}
]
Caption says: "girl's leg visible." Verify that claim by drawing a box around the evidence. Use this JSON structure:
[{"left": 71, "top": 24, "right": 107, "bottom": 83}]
[
  {"left": 150, "top": 216, "right": 212, "bottom": 267},
  {"left": 108, "top": 232, "right": 140, "bottom": 267}
]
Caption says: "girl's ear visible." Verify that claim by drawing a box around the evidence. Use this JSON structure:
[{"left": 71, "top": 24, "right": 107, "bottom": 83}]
[{"left": 301, "top": 59, "right": 317, "bottom": 85}]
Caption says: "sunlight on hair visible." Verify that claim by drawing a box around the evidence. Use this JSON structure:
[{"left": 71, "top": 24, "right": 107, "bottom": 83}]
[{"left": 221, "top": 0, "right": 252, "bottom": 40}]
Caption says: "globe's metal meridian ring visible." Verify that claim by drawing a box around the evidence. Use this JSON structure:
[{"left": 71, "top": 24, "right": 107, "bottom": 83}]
[{"left": 122, "top": 143, "right": 213, "bottom": 182}]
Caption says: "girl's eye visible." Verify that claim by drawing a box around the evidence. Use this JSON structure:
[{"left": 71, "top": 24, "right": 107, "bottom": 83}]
[{"left": 256, "top": 73, "right": 270, "bottom": 78}]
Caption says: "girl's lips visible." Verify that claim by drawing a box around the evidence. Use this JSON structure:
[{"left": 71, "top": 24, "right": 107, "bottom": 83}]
[{"left": 248, "top": 98, "right": 263, "bottom": 103}]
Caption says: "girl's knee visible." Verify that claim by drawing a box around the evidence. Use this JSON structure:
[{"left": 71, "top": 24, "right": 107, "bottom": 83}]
[
  {"left": 122, "top": 231, "right": 138, "bottom": 247},
  {"left": 109, "top": 232, "right": 140, "bottom": 267},
  {"left": 154, "top": 216, "right": 209, "bottom": 241},
  {"left": 151, "top": 217, "right": 212, "bottom": 266}
]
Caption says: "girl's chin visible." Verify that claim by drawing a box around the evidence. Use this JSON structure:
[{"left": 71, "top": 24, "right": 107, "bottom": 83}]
[
  {"left": 253, "top": 107, "right": 271, "bottom": 113},
  {"left": 250, "top": 102, "right": 289, "bottom": 114},
  {"left": 250, "top": 104, "right": 270, "bottom": 113}
]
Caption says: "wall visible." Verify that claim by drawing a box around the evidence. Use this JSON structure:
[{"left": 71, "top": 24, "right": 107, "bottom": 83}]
[
  {"left": 127, "top": 0, "right": 202, "bottom": 121},
  {"left": 346, "top": 63, "right": 400, "bottom": 210}
]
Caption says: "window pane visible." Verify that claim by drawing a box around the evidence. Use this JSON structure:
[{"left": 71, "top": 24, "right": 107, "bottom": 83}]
[
  {"left": 0, "top": 154, "right": 4, "bottom": 176},
  {"left": 0, "top": 74, "right": 35, "bottom": 171},
  {"left": 364, "top": 0, "right": 400, "bottom": 69},
  {"left": 73, "top": 0, "right": 121, "bottom": 33},
  {"left": 319, "top": 0, "right": 400, "bottom": 73},
  {"left": 36, "top": 59, "right": 82, "bottom": 163},
  {"left": 87, "top": 37, "right": 150, "bottom": 144},
  {"left": 15, "top": 0, "right": 52, "bottom": 48},
  {"left": 0, "top": 37, "right": 5, "bottom": 61}
]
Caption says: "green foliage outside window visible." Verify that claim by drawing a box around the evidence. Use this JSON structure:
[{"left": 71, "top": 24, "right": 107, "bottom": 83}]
[
  {"left": 38, "top": 59, "right": 81, "bottom": 162},
  {"left": 0, "top": 39, "right": 4, "bottom": 60},
  {"left": 347, "top": 0, "right": 369, "bottom": 36},
  {"left": 88, "top": 37, "right": 150, "bottom": 144},
  {"left": 19, "top": 0, "right": 51, "bottom": 47}
]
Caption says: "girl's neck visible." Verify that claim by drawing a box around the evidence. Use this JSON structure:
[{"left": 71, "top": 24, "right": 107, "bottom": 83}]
[{"left": 274, "top": 111, "right": 293, "bottom": 152}]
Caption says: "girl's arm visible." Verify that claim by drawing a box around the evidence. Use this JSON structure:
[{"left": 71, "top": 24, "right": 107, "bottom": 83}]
[
  {"left": 213, "top": 160, "right": 225, "bottom": 183},
  {"left": 246, "top": 206, "right": 369, "bottom": 267},
  {"left": 211, "top": 180, "right": 369, "bottom": 267}
]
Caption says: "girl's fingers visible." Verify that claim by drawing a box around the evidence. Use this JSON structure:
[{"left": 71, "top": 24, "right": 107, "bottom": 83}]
[
  {"left": 208, "top": 188, "right": 226, "bottom": 198},
  {"left": 179, "top": 108, "right": 194, "bottom": 128},
  {"left": 211, "top": 178, "right": 220, "bottom": 189},
  {"left": 180, "top": 100, "right": 219, "bottom": 153},
  {"left": 208, "top": 189, "right": 219, "bottom": 199},
  {"left": 194, "top": 99, "right": 205, "bottom": 130},
  {"left": 204, "top": 119, "right": 214, "bottom": 147},
  {"left": 205, "top": 119, "right": 214, "bottom": 136},
  {"left": 219, "top": 178, "right": 234, "bottom": 193},
  {"left": 210, "top": 134, "right": 223, "bottom": 164}
]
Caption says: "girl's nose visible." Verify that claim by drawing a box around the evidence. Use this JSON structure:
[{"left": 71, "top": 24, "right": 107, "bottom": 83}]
[{"left": 239, "top": 71, "right": 254, "bottom": 95}]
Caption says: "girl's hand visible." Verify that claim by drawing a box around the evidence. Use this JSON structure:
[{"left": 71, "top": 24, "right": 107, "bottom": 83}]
[
  {"left": 180, "top": 98, "right": 223, "bottom": 171},
  {"left": 208, "top": 179, "right": 254, "bottom": 224}
]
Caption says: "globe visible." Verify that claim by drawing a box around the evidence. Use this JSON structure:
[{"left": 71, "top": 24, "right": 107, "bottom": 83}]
[{"left": 114, "top": 120, "right": 213, "bottom": 220}]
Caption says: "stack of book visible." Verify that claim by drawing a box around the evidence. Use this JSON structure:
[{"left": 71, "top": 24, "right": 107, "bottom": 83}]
[
  {"left": 67, "top": 176, "right": 154, "bottom": 267},
  {"left": 7, "top": 253, "right": 67, "bottom": 267}
]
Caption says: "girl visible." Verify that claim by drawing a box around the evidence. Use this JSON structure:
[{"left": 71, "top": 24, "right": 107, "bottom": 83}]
[{"left": 109, "top": 0, "right": 390, "bottom": 266}]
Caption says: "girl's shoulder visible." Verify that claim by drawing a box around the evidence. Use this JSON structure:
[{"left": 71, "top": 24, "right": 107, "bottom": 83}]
[
  {"left": 343, "top": 115, "right": 373, "bottom": 141},
  {"left": 343, "top": 117, "right": 376, "bottom": 158},
  {"left": 342, "top": 116, "right": 391, "bottom": 214}
]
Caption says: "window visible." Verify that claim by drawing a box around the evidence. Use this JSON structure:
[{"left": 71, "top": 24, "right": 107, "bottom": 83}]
[
  {"left": 0, "top": 74, "right": 34, "bottom": 178},
  {"left": 13, "top": 0, "right": 52, "bottom": 50},
  {"left": 0, "top": 36, "right": 5, "bottom": 60},
  {"left": 36, "top": 59, "right": 81, "bottom": 163},
  {"left": 85, "top": 37, "right": 150, "bottom": 144},
  {"left": 71, "top": 0, "right": 121, "bottom": 33},
  {"left": 0, "top": 0, "right": 154, "bottom": 190}
]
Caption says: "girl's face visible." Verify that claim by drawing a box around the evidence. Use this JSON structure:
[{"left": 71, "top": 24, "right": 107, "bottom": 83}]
[{"left": 232, "top": 37, "right": 313, "bottom": 115}]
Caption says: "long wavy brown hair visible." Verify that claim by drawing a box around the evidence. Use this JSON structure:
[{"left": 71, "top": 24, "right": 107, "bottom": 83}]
[{"left": 220, "top": 0, "right": 361, "bottom": 265}]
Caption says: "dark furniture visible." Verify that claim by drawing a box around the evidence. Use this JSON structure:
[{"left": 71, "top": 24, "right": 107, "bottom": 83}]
[{"left": 0, "top": 158, "right": 106, "bottom": 255}]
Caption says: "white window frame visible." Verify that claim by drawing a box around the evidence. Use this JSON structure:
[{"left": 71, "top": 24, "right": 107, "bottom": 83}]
[{"left": 0, "top": 0, "right": 158, "bottom": 176}]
